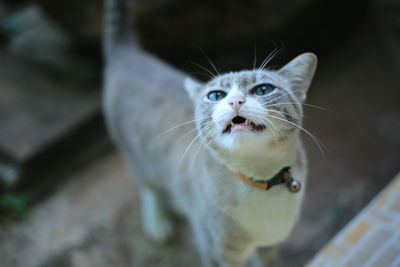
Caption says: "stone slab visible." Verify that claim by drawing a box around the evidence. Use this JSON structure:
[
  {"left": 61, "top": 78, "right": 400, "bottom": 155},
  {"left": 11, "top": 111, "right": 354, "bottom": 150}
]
[
  {"left": 0, "top": 50, "right": 99, "bottom": 186},
  {"left": 0, "top": 50, "right": 98, "bottom": 162}
]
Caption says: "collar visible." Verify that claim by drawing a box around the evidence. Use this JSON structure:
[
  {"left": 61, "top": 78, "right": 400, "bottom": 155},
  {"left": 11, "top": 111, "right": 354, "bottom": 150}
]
[{"left": 231, "top": 167, "right": 301, "bottom": 193}]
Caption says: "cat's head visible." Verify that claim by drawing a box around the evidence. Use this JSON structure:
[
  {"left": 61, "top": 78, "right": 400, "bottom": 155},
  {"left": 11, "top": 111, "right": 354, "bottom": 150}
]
[{"left": 184, "top": 53, "right": 317, "bottom": 154}]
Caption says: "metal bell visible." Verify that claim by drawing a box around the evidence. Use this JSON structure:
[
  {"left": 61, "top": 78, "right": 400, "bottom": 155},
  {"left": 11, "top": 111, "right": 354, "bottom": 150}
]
[{"left": 287, "top": 179, "right": 301, "bottom": 193}]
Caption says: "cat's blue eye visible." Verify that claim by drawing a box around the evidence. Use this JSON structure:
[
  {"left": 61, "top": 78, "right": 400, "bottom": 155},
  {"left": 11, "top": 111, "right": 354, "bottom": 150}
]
[
  {"left": 207, "top": 90, "right": 227, "bottom": 101},
  {"left": 250, "top": 84, "right": 275, "bottom": 96}
]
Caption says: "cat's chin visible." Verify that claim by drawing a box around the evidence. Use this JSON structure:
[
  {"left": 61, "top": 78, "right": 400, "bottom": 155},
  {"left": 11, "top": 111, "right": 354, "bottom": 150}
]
[{"left": 217, "top": 130, "right": 269, "bottom": 151}]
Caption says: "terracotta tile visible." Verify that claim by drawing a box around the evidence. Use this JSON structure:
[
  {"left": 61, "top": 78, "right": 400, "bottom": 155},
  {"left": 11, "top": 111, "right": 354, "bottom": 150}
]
[
  {"left": 344, "top": 229, "right": 391, "bottom": 266},
  {"left": 344, "top": 221, "right": 372, "bottom": 245}
]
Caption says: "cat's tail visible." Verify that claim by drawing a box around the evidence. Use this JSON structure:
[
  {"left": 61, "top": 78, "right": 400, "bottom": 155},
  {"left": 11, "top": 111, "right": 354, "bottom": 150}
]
[{"left": 103, "top": 0, "right": 136, "bottom": 60}]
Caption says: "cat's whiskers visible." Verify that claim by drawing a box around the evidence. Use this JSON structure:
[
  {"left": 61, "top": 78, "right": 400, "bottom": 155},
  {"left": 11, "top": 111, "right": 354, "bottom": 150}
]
[
  {"left": 252, "top": 42, "right": 257, "bottom": 70},
  {"left": 158, "top": 116, "right": 212, "bottom": 137},
  {"left": 266, "top": 109, "right": 300, "bottom": 120},
  {"left": 259, "top": 116, "right": 281, "bottom": 152},
  {"left": 266, "top": 114, "right": 325, "bottom": 156},
  {"left": 175, "top": 127, "right": 200, "bottom": 144},
  {"left": 190, "top": 124, "right": 215, "bottom": 170},
  {"left": 257, "top": 46, "right": 283, "bottom": 71},
  {"left": 190, "top": 72, "right": 214, "bottom": 79},
  {"left": 188, "top": 61, "right": 217, "bottom": 79},
  {"left": 246, "top": 108, "right": 281, "bottom": 150},
  {"left": 175, "top": 120, "right": 214, "bottom": 145},
  {"left": 263, "top": 90, "right": 325, "bottom": 118},
  {"left": 241, "top": 111, "right": 282, "bottom": 146},
  {"left": 177, "top": 132, "right": 204, "bottom": 170},
  {"left": 263, "top": 91, "right": 294, "bottom": 106},
  {"left": 237, "top": 109, "right": 281, "bottom": 152},
  {"left": 266, "top": 102, "right": 328, "bottom": 111},
  {"left": 177, "top": 121, "right": 214, "bottom": 170},
  {"left": 199, "top": 49, "right": 220, "bottom": 76}
]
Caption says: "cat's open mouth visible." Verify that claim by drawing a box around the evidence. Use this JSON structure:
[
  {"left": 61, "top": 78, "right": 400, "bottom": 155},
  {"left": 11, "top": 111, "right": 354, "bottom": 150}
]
[{"left": 222, "top": 116, "right": 266, "bottom": 134}]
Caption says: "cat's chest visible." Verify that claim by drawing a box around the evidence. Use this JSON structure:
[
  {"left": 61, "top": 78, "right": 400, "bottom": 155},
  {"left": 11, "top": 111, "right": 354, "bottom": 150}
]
[{"left": 227, "top": 181, "right": 304, "bottom": 246}]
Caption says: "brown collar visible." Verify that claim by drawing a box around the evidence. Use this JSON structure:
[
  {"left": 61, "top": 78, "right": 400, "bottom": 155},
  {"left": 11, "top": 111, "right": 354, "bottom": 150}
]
[{"left": 231, "top": 167, "right": 301, "bottom": 193}]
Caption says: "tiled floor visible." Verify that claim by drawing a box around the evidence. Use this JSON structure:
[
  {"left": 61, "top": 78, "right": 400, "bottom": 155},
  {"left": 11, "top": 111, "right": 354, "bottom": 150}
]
[{"left": 307, "top": 173, "right": 400, "bottom": 267}]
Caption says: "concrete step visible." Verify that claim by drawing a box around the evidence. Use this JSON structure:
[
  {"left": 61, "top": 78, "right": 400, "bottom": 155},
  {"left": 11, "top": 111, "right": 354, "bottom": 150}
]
[{"left": 0, "top": 50, "right": 103, "bottom": 192}]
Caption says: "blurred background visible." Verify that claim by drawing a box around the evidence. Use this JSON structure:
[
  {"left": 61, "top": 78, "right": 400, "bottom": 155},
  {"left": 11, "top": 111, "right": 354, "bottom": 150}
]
[{"left": 0, "top": 0, "right": 399, "bottom": 266}]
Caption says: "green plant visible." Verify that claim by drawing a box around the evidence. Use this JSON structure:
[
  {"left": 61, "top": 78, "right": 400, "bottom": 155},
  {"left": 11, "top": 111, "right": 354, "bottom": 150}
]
[{"left": 0, "top": 193, "right": 27, "bottom": 219}]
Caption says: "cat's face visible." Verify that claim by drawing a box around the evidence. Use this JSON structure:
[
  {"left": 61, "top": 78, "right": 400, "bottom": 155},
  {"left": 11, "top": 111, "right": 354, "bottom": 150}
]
[{"left": 184, "top": 53, "right": 317, "bottom": 153}]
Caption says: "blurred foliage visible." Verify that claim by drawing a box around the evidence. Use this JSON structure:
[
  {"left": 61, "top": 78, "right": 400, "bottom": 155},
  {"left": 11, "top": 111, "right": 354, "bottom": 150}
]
[{"left": 0, "top": 193, "right": 28, "bottom": 220}]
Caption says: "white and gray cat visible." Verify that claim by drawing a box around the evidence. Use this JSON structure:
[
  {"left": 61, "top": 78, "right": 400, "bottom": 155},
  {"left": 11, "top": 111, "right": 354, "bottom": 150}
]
[{"left": 103, "top": 0, "right": 317, "bottom": 266}]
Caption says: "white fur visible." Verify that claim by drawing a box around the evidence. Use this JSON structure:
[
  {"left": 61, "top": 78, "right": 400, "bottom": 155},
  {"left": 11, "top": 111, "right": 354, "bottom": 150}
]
[{"left": 231, "top": 175, "right": 304, "bottom": 246}]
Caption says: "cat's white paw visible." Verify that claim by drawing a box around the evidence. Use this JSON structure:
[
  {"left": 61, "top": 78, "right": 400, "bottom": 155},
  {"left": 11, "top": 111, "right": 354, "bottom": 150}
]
[
  {"left": 140, "top": 187, "right": 174, "bottom": 243},
  {"left": 143, "top": 215, "right": 174, "bottom": 243}
]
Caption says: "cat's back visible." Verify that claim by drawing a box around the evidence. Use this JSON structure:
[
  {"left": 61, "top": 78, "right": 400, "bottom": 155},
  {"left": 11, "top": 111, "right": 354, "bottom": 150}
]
[
  {"left": 104, "top": 47, "right": 189, "bottom": 112},
  {"left": 103, "top": 47, "right": 194, "bottom": 146}
]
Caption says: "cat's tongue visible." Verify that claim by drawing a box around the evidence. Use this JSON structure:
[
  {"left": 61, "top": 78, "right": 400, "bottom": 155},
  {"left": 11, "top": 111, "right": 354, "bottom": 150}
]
[{"left": 232, "top": 123, "right": 252, "bottom": 132}]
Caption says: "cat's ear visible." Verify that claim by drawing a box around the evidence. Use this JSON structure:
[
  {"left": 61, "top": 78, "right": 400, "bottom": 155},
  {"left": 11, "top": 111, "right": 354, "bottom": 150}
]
[
  {"left": 278, "top": 53, "right": 317, "bottom": 102},
  {"left": 184, "top": 77, "right": 203, "bottom": 101}
]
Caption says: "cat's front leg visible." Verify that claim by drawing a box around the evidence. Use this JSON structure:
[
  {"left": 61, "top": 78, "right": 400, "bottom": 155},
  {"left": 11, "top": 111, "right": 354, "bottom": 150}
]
[
  {"left": 139, "top": 186, "right": 174, "bottom": 243},
  {"left": 213, "top": 239, "right": 256, "bottom": 267},
  {"left": 225, "top": 246, "right": 277, "bottom": 267},
  {"left": 246, "top": 246, "right": 278, "bottom": 267}
]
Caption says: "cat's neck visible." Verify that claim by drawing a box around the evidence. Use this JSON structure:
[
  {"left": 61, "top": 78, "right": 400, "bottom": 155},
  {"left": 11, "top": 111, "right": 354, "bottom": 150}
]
[{"left": 217, "top": 135, "right": 300, "bottom": 181}]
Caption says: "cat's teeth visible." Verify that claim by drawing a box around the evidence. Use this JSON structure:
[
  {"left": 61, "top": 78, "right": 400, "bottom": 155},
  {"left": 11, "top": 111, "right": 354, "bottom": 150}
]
[{"left": 245, "top": 119, "right": 250, "bottom": 124}]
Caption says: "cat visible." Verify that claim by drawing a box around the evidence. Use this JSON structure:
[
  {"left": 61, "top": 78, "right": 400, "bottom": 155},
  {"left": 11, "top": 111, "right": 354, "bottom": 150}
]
[{"left": 103, "top": 0, "right": 317, "bottom": 266}]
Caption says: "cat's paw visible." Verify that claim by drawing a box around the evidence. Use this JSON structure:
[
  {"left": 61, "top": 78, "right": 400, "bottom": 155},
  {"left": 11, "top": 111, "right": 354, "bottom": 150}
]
[
  {"left": 143, "top": 215, "right": 174, "bottom": 243},
  {"left": 140, "top": 187, "right": 174, "bottom": 243}
]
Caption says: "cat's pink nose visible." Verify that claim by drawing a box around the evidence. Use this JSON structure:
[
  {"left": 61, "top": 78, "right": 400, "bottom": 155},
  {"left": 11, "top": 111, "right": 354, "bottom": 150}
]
[{"left": 228, "top": 98, "right": 246, "bottom": 110}]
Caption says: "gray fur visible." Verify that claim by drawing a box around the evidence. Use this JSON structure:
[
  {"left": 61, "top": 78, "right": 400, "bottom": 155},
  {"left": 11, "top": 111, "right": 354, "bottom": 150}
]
[{"left": 103, "top": 0, "right": 317, "bottom": 266}]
